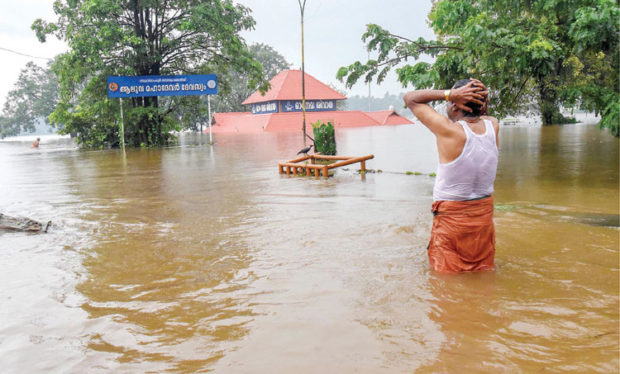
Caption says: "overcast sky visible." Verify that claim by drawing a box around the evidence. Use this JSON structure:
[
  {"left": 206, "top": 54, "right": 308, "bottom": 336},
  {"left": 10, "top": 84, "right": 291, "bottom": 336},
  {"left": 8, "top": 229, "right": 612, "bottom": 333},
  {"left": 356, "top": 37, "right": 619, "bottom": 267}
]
[{"left": 0, "top": 0, "right": 435, "bottom": 108}]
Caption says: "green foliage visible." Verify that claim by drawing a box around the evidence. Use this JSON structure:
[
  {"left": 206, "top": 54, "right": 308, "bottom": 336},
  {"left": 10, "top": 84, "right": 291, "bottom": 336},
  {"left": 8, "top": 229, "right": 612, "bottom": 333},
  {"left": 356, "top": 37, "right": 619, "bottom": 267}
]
[
  {"left": 338, "top": 0, "right": 619, "bottom": 135},
  {"left": 174, "top": 96, "right": 209, "bottom": 132},
  {"left": 32, "top": 0, "right": 270, "bottom": 148},
  {"left": 312, "top": 120, "right": 336, "bottom": 155},
  {"left": 0, "top": 61, "right": 59, "bottom": 138}
]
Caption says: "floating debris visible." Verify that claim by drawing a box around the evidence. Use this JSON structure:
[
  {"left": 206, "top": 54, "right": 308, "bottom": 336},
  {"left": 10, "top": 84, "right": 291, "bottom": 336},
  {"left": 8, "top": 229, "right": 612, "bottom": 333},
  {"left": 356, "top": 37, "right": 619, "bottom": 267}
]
[{"left": 0, "top": 213, "right": 51, "bottom": 233}]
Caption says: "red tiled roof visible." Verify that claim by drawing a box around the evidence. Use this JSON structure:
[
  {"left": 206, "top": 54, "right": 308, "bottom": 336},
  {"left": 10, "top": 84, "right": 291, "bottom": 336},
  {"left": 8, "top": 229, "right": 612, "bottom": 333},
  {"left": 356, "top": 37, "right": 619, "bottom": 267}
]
[
  {"left": 366, "top": 110, "right": 414, "bottom": 125},
  {"left": 265, "top": 111, "right": 377, "bottom": 132},
  {"left": 211, "top": 110, "right": 412, "bottom": 134},
  {"left": 242, "top": 70, "right": 346, "bottom": 105},
  {"left": 211, "top": 112, "right": 266, "bottom": 133}
]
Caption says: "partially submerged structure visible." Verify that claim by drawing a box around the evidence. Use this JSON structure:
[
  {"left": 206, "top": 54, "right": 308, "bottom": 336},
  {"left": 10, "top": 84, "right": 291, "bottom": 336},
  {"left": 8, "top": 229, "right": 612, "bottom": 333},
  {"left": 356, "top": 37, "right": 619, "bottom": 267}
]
[
  {"left": 210, "top": 70, "right": 412, "bottom": 134},
  {"left": 279, "top": 154, "right": 374, "bottom": 179}
]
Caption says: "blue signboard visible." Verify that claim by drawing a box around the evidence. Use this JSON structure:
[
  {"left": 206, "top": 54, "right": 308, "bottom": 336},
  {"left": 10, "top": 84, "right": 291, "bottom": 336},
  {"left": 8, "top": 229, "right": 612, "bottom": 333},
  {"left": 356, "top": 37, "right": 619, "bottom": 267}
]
[
  {"left": 251, "top": 101, "right": 279, "bottom": 114},
  {"left": 107, "top": 74, "right": 217, "bottom": 98},
  {"left": 280, "top": 100, "right": 336, "bottom": 112}
]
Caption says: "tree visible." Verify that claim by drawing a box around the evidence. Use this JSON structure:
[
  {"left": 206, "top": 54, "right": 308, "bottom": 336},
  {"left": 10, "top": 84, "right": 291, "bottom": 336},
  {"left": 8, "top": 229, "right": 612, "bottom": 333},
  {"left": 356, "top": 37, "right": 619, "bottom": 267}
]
[
  {"left": 33, "top": 0, "right": 268, "bottom": 148},
  {"left": 337, "top": 0, "right": 619, "bottom": 136},
  {"left": 0, "top": 61, "right": 59, "bottom": 138},
  {"left": 210, "top": 43, "right": 290, "bottom": 113}
]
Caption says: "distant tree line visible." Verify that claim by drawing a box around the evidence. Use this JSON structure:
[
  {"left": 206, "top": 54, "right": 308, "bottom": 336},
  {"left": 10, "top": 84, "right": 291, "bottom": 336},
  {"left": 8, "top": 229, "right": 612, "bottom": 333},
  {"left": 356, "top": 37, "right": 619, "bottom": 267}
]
[
  {"left": 344, "top": 92, "right": 408, "bottom": 116},
  {"left": 0, "top": 61, "right": 59, "bottom": 138}
]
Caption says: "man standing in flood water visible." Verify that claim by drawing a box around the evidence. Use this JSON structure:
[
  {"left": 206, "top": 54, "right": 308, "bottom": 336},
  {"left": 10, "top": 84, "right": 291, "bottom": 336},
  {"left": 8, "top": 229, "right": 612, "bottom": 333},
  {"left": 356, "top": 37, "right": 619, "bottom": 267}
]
[{"left": 404, "top": 78, "right": 499, "bottom": 273}]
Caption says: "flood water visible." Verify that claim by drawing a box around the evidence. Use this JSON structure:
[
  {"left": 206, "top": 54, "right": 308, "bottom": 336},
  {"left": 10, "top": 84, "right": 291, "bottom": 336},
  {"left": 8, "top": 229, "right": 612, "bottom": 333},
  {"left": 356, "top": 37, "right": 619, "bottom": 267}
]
[{"left": 1, "top": 122, "right": 618, "bottom": 373}]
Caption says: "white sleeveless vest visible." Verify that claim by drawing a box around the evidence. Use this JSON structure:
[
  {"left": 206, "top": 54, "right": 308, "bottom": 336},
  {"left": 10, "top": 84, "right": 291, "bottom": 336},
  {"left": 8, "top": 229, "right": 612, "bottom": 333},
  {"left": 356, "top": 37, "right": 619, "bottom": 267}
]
[{"left": 433, "top": 119, "right": 498, "bottom": 201}]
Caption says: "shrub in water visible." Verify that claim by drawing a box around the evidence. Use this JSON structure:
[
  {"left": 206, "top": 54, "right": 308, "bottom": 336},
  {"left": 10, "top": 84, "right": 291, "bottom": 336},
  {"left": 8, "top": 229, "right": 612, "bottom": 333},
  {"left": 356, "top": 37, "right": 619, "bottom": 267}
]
[{"left": 312, "top": 120, "right": 336, "bottom": 155}]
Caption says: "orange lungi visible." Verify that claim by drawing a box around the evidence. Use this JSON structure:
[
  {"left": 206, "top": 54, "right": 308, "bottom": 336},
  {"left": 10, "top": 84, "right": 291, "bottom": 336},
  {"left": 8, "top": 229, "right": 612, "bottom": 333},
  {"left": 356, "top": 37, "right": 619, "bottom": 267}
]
[{"left": 428, "top": 196, "right": 495, "bottom": 273}]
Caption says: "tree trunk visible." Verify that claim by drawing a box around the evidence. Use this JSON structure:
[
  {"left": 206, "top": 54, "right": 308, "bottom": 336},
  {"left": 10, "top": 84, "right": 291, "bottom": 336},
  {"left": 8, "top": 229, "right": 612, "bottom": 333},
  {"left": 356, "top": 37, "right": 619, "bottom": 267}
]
[
  {"left": 538, "top": 80, "right": 560, "bottom": 126},
  {"left": 127, "top": 3, "right": 167, "bottom": 147}
]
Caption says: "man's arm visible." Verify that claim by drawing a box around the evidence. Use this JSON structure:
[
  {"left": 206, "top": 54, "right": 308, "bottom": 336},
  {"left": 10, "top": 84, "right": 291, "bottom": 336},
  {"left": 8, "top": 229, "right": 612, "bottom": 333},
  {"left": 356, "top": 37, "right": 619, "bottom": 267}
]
[{"left": 403, "top": 90, "right": 453, "bottom": 137}]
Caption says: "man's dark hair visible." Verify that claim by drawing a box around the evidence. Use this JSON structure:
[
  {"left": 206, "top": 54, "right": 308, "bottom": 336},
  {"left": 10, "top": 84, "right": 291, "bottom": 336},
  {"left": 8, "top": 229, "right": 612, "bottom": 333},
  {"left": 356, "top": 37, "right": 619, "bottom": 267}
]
[{"left": 452, "top": 78, "right": 484, "bottom": 117}]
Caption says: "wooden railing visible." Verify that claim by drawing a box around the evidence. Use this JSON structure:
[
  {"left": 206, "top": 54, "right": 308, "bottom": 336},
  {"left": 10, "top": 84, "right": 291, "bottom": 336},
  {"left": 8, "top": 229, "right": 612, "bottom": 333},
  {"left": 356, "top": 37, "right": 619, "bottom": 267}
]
[{"left": 278, "top": 154, "right": 374, "bottom": 179}]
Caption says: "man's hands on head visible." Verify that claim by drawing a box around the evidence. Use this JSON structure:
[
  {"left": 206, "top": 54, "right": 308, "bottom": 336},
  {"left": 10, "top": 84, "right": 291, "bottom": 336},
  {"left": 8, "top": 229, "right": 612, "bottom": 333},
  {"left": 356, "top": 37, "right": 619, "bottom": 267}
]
[{"left": 450, "top": 79, "right": 488, "bottom": 113}]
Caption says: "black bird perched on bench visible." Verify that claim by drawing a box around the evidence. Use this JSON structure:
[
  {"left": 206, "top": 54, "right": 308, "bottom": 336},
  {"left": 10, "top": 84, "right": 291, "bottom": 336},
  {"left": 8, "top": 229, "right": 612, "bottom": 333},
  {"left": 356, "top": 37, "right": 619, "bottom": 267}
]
[{"left": 297, "top": 144, "right": 314, "bottom": 156}]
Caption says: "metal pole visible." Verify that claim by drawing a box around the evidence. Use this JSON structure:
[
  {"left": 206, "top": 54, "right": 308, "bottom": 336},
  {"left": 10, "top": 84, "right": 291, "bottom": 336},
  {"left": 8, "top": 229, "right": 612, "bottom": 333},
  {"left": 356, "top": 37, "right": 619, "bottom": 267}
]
[
  {"left": 298, "top": 0, "right": 307, "bottom": 146},
  {"left": 367, "top": 50, "right": 371, "bottom": 111},
  {"left": 119, "top": 98, "right": 125, "bottom": 150},
  {"left": 207, "top": 94, "right": 213, "bottom": 144}
]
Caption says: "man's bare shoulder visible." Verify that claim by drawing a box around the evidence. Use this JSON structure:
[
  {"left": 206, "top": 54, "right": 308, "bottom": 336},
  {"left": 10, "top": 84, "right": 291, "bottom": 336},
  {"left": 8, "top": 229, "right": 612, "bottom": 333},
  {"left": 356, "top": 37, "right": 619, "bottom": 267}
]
[
  {"left": 482, "top": 116, "right": 500, "bottom": 130},
  {"left": 441, "top": 119, "right": 468, "bottom": 140},
  {"left": 413, "top": 108, "right": 460, "bottom": 138}
]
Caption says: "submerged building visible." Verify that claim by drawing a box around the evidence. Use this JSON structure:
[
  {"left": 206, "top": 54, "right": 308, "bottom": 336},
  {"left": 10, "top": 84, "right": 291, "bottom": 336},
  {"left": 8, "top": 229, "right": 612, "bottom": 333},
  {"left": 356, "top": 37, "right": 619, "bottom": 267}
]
[{"left": 210, "top": 69, "right": 412, "bottom": 134}]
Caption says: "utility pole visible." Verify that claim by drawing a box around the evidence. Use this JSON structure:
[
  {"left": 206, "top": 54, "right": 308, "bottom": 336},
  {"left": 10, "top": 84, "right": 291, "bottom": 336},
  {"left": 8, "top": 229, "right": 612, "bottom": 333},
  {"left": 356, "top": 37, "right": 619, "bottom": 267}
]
[
  {"left": 298, "top": 0, "right": 307, "bottom": 146},
  {"left": 119, "top": 98, "right": 125, "bottom": 150},
  {"left": 207, "top": 94, "right": 213, "bottom": 144},
  {"left": 367, "top": 50, "right": 371, "bottom": 112}
]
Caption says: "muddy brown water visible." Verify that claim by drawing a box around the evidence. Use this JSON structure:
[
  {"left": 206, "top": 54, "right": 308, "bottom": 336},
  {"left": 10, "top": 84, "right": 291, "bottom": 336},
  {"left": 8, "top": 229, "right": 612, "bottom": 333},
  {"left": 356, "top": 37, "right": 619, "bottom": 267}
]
[{"left": 0, "top": 122, "right": 618, "bottom": 372}]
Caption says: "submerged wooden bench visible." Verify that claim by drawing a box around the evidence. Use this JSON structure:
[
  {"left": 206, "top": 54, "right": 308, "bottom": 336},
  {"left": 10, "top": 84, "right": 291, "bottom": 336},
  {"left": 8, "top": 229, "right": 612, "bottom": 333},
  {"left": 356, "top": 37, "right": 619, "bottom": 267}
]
[{"left": 278, "top": 154, "right": 374, "bottom": 179}]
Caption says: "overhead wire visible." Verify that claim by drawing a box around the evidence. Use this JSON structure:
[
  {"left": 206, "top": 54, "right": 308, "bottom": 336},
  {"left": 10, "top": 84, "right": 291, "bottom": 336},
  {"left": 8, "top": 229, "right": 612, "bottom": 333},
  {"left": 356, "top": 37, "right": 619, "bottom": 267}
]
[{"left": 0, "top": 46, "right": 52, "bottom": 60}]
